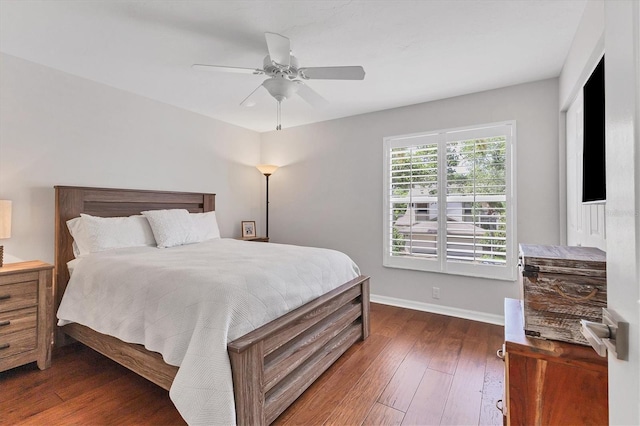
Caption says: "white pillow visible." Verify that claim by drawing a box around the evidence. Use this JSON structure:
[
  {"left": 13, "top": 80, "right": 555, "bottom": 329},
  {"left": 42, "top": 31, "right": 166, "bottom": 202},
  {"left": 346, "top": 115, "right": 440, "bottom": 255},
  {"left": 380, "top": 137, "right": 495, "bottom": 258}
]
[
  {"left": 66, "top": 217, "right": 90, "bottom": 257},
  {"left": 190, "top": 211, "right": 220, "bottom": 242},
  {"left": 78, "top": 214, "right": 156, "bottom": 254},
  {"left": 142, "top": 209, "right": 196, "bottom": 248}
]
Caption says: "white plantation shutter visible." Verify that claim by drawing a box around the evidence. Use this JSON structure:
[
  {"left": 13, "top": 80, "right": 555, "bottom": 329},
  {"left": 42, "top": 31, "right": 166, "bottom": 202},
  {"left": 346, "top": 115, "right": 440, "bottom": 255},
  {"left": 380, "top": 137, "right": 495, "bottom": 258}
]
[
  {"left": 383, "top": 122, "right": 516, "bottom": 281},
  {"left": 388, "top": 138, "right": 439, "bottom": 260}
]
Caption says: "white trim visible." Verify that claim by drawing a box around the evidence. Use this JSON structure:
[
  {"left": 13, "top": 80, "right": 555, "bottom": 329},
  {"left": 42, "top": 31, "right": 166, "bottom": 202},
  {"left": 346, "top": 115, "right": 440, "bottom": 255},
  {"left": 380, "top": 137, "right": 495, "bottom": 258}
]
[{"left": 370, "top": 294, "right": 504, "bottom": 326}]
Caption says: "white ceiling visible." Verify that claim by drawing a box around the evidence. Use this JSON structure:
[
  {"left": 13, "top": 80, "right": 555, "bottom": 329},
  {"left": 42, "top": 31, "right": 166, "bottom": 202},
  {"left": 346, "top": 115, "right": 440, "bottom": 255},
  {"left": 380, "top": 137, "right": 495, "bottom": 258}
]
[{"left": 0, "top": 0, "right": 586, "bottom": 133}]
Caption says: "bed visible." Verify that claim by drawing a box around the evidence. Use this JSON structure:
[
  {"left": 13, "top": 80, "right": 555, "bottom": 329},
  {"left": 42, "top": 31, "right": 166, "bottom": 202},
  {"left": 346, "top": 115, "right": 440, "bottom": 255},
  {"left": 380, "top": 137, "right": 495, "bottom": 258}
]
[{"left": 53, "top": 185, "right": 370, "bottom": 425}]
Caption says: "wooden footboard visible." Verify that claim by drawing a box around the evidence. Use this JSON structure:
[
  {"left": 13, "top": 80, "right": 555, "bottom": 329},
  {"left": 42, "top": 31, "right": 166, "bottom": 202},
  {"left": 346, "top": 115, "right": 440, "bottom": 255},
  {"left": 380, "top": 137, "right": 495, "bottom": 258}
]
[{"left": 228, "top": 275, "right": 370, "bottom": 425}]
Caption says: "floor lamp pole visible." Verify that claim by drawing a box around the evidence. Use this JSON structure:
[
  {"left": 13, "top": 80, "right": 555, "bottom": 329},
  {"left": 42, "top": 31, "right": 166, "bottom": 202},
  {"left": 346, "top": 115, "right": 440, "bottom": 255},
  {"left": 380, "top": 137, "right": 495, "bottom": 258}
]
[
  {"left": 256, "top": 164, "right": 278, "bottom": 240},
  {"left": 265, "top": 173, "right": 270, "bottom": 239}
]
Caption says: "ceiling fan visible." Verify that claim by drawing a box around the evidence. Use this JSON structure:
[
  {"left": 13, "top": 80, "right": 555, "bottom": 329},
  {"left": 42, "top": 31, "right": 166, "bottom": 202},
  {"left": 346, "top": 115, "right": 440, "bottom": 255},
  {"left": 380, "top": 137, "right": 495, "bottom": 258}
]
[{"left": 192, "top": 32, "right": 365, "bottom": 129}]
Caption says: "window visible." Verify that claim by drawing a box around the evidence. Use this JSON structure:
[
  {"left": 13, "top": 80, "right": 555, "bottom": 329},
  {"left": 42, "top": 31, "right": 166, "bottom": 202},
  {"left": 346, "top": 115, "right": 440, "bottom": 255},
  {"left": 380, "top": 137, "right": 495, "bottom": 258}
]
[{"left": 383, "top": 121, "right": 516, "bottom": 281}]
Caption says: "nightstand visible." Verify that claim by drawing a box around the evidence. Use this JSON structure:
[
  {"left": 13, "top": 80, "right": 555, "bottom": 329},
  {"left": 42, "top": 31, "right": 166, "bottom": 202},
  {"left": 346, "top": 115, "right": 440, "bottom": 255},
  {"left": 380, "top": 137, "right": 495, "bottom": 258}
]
[
  {"left": 0, "top": 261, "right": 54, "bottom": 372},
  {"left": 239, "top": 237, "right": 269, "bottom": 242}
]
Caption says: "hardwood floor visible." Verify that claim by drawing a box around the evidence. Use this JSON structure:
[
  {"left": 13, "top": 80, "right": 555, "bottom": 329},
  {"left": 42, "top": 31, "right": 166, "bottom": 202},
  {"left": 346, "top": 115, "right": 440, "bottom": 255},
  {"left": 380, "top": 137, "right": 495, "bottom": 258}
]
[{"left": 0, "top": 303, "right": 505, "bottom": 425}]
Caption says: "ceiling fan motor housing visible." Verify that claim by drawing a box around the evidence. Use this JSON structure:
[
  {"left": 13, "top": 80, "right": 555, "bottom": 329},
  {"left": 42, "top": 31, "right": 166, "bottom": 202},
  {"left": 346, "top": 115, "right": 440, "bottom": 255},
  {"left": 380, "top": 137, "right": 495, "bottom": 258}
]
[{"left": 263, "top": 55, "right": 299, "bottom": 79}]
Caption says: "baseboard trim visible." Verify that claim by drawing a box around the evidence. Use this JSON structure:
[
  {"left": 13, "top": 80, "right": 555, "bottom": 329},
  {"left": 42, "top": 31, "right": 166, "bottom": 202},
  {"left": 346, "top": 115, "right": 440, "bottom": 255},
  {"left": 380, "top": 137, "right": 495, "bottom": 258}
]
[{"left": 370, "top": 294, "right": 504, "bottom": 326}]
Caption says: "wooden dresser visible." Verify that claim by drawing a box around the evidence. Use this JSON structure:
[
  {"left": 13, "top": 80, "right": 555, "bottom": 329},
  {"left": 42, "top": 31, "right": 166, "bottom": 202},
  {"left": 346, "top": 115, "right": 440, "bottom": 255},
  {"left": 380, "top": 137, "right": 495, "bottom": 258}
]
[
  {"left": 502, "top": 298, "right": 608, "bottom": 425},
  {"left": 0, "top": 261, "right": 54, "bottom": 372}
]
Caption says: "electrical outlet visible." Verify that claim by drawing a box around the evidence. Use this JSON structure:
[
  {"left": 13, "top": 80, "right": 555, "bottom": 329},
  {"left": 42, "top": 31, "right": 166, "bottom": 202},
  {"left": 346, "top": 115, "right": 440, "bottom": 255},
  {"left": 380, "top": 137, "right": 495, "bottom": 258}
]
[{"left": 432, "top": 287, "right": 440, "bottom": 299}]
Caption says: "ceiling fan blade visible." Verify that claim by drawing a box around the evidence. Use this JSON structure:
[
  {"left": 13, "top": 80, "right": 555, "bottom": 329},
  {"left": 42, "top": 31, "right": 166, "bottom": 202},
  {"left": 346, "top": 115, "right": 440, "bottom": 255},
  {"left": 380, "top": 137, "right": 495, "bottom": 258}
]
[
  {"left": 265, "top": 32, "right": 290, "bottom": 67},
  {"left": 295, "top": 82, "right": 329, "bottom": 108},
  {"left": 299, "top": 66, "right": 365, "bottom": 80},
  {"left": 192, "top": 64, "right": 264, "bottom": 75},
  {"left": 239, "top": 84, "right": 265, "bottom": 107}
]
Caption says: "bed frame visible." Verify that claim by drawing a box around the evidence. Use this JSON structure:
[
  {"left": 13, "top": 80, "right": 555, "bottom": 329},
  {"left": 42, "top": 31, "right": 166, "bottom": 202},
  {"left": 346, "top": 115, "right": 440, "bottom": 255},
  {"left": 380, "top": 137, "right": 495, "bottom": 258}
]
[{"left": 54, "top": 185, "right": 370, "bottom": 425}]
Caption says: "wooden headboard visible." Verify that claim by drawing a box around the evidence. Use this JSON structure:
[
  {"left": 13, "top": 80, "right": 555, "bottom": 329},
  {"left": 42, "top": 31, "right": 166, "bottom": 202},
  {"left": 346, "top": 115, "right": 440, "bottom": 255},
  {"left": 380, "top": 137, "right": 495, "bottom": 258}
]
[{"left": 54, "top": 186, "right": 216, "bottom": 315}]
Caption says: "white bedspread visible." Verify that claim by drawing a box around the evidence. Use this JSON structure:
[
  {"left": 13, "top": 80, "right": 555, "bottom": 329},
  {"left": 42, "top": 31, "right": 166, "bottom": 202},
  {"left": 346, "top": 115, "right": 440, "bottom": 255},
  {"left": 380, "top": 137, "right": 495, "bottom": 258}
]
[{"left": 57, "top": 238, "right": 360, "bottom": 425}]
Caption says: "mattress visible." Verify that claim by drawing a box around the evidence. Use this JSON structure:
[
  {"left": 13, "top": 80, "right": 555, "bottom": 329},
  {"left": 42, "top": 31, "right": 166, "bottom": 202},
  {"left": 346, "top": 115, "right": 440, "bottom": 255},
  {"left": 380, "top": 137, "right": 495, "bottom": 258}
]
[{"left": 57, "top": 238, "right": 360, "bottom": 425}]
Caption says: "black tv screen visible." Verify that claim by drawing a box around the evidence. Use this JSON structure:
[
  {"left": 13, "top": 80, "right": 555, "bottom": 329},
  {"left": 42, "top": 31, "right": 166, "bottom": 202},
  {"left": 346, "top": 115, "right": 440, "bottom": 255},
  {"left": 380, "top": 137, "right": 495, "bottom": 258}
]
[{"left": 582, "top": 56, "right": 606, "bottom": 203}]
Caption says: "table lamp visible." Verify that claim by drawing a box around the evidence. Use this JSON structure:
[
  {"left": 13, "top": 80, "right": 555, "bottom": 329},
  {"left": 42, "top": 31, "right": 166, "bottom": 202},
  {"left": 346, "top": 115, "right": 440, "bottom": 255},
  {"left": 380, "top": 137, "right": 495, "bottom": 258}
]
[{"left": 0, "top": 200, "right": 12, "bottom": 267}]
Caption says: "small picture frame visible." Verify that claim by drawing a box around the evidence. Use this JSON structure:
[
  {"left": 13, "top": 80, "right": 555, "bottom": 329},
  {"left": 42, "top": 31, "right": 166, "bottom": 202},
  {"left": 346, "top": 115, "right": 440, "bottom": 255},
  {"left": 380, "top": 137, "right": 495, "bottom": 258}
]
[{"left": 241, "top": 221, "right": 256, "bottom": 238}]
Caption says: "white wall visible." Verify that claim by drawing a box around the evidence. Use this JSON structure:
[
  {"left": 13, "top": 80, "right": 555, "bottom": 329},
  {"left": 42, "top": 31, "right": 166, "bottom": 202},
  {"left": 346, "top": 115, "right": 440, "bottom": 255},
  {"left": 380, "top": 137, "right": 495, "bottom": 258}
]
[
  {"left": 559, "top": 0, "right": 605, "bottom": 110},
  {"left": 261, "top": 79, "right": 560, "bottom": 318},
  {"left": 0, "top": 53, "right": 262, "bottom": 264}
]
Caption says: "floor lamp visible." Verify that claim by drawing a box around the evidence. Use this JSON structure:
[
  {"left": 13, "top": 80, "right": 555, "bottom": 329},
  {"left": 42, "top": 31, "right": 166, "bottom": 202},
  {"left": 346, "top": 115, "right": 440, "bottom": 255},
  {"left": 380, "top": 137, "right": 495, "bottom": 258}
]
[{"left": 256, "top": 165, "right": 279, "bottom": 239}]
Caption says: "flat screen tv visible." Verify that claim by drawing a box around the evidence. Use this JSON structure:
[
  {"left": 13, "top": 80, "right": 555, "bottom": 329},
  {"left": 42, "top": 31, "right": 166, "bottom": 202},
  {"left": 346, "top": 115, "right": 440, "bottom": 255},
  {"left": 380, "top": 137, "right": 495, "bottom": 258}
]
[{"left": 582, "top": 56, "right": 606, "bottom": 203}]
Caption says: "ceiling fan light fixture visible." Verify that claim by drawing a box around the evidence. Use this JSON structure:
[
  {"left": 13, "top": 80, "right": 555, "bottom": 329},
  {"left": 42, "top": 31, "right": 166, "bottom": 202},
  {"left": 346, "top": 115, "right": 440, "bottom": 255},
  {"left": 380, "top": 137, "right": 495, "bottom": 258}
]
[{"left": 262, "top": 77, "right": 300, "bottom": 102}]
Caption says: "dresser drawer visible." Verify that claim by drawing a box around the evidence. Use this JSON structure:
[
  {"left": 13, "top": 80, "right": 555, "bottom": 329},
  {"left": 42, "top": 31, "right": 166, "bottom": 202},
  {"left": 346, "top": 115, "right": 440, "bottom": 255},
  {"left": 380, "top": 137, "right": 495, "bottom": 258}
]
[
  {"left": 0, "top": 306, "right": 38, "bottom": 336},
  {"left": 0, "top": 327, "right": 37, "bottom": 359},
  {"left": 0, "top": 281, "right": 38, "bottom": 313}
]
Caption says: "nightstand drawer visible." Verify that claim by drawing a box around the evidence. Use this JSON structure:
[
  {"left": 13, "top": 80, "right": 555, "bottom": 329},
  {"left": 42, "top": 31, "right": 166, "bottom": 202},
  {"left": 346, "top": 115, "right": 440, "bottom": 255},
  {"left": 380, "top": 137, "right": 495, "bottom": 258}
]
[
  {"left": 0, "top": 307, "right": 37, "bottom": 336},
  {"left": 0, "top": 281, "right": 38, "bottom": 313},
  {"left": 0, "top": 271, "right": 39, "bottom": 286},
  {"left": 0, "top": 327, "right": 37, "bottom": 359}
]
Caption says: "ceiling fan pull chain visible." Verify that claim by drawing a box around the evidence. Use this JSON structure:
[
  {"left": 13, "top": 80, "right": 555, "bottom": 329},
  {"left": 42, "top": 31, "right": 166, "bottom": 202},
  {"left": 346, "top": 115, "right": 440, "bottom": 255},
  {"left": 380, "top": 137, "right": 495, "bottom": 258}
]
[{"left": 276, "top": 101, "right": 282, "bottom": 130}]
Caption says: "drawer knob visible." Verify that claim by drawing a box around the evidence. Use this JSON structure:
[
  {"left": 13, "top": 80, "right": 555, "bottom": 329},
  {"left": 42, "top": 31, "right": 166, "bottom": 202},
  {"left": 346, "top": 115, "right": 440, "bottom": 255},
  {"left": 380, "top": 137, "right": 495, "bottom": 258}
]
[
  {"left": 0, "top": 343, "right": 10, "bottom": 350},
  {"left": 0, "top": 320, "right": 10, "bottom": 327},
  {"left": 0, "top": 294, "right": 11, "bottom": 301}
]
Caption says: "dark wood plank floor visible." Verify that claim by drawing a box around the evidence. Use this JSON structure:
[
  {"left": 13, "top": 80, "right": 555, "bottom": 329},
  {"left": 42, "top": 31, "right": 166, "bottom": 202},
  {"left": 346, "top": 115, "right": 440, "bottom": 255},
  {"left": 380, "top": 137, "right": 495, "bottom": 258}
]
[{"left": 0, "top": 303, "right": 505, "bottom": 426}]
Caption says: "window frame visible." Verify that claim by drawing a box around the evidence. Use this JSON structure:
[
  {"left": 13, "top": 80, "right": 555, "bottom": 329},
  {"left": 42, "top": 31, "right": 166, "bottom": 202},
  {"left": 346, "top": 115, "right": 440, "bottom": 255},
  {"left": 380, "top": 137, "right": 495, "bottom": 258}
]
[{"left": 382, "top": 121, "right": 517, "bottom": 281}]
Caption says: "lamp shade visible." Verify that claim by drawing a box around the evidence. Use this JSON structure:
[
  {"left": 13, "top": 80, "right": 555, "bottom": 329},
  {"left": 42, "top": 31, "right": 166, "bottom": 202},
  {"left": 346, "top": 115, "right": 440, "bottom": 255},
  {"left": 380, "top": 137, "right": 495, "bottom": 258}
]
[
  {"left": 0, "top": 200, "right": 11, "bottom": 239},
  {"left": 256, "top": 164, "right": 279, "bottom": 176}
]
